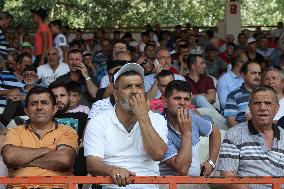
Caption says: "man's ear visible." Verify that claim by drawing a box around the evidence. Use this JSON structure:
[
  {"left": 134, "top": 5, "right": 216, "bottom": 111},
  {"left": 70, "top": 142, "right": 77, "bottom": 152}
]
[
  {"left": 53, "top": 104, "right": 58, "bottom": 115},
  {"left": 113, "top": 85, "right": 118, "bottom": 101},
  {"left": 24, "top": 107, "right": 28, "bottom": 115}
]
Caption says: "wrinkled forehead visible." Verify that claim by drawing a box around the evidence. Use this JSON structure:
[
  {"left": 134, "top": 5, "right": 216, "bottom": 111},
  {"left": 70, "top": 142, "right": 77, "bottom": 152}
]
[
  {"left": 251, "top": 91, "right": 275, "bottom": 102},
  {"left": 116, "top": 74, "right": 144, "bottom": 86}
]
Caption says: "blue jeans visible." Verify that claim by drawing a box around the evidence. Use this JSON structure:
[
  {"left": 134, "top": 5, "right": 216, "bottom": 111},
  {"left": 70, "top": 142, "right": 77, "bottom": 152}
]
[{"left": 191, "top": 95, "right": 215, "bottom": 109}]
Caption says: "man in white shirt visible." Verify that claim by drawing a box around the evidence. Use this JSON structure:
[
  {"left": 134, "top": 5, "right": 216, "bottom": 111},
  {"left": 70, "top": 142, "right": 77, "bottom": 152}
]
[
  {"left": 49, "top": 19, "right": 68, "bottom": 63},
  {"left": 84, "top": 63, "right": 168, "bottom": 189},
  {"left": 37, "top": 47, "right": 69, "bottom": 87}
]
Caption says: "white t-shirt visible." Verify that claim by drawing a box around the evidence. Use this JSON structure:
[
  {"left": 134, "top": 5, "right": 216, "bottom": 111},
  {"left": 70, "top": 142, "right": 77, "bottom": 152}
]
[
  {"left": 37, "top": 63, "right": 70, "bottom": 87},
  {"left": 88, "top": 97, "right": 113, "bottom": 119},
  {"left": 53, "top": 33, "right": 68, "bottom": 63},
  {"left": 274, "top": 98, "right": 284, "bottom": 121},
  {"left": 84, "top": 107, "right": 168, "bottom": 189}
]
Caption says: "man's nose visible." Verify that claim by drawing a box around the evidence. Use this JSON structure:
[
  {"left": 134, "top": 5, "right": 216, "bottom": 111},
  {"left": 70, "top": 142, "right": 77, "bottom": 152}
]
[{"left": 36, "top": 103, "right": 43, "bottom": 110}]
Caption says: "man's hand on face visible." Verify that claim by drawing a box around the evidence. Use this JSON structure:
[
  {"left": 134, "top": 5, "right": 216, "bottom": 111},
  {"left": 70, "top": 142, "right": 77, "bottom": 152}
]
[
  {"left": 76, "top": 62, "right": 89, "bottom": 78},
  {"left": 177, "top": 107, "right": 192, "bottom": 134},
  {"left": 108, "top": 167, "right": 136, "bottom": 187},
  {"left": 129, "top": 93, "right": 149, "bottom": 120}
]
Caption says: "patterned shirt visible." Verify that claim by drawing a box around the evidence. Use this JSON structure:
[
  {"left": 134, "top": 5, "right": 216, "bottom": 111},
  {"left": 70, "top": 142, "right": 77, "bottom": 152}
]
[
  {"left": 93, "top": 51, "right": 109, "bottom": 85},
  {"left": 223, "top": 84, "right": 250, "bottom": 123},
  {"left": 0, "top": 71, "right": 25, "bottom": 107},
  {"left": 0, "top": 28, "right": 8, "bottom": 60},
  {"left": 217, "top": 121, "right": 284, "bottom": 189}
]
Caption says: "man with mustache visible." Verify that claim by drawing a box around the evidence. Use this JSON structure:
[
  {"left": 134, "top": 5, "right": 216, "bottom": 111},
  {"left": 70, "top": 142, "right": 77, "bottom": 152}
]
[
  {"left": 1, "top": 87, "right": 78, "bottom": 188},
  {"left": 224, "top": 61, "right": 261, "bottom": 128},
  {"left": 84, "top": 63, "right": 168, "bottom": 188}
]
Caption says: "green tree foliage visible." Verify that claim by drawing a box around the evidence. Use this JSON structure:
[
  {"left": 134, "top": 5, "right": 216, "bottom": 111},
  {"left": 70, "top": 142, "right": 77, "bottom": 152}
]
[{"left": 1, "top": 0, "right": 284, "bottom": 29}]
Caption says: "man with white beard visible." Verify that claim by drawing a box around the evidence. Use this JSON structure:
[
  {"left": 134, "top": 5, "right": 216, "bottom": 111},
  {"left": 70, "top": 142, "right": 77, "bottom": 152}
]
[{"left": 84, "top": 63, "right": 168, "bottom": 189}]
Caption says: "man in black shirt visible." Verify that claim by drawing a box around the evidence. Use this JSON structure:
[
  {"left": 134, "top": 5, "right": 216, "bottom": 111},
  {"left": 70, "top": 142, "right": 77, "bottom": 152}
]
[{"left": 49, "top": 82, "right": 88, "bottom": 177}]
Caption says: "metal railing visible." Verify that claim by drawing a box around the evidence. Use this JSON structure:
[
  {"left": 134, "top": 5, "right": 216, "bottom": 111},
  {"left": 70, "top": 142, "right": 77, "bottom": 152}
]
[{"left": 0, "top": 176, "right": 284, "bottom": 189}]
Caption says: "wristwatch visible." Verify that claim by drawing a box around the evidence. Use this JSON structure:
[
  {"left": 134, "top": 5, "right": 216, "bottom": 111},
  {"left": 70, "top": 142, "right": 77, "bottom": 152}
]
[
  {"left": 207, "top": 159, "right": 216, "bottom": 169},
  {"left": 85, "top": 76, "right": 91, "bottom": 81}
]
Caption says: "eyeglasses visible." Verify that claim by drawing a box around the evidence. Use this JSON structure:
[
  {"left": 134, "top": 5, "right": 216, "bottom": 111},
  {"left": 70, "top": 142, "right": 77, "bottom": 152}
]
[{"left": 23, "top": 72, "right": 37, "bottom": 78}]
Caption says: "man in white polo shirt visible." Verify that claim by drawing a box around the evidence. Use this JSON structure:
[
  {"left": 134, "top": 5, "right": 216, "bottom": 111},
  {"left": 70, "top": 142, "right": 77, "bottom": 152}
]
[
  {"left": 84, "top": 63, "right": 168, "bottom": 189},
  {"left": 37, "top": 47, "right": 69, "bottom": 87}
]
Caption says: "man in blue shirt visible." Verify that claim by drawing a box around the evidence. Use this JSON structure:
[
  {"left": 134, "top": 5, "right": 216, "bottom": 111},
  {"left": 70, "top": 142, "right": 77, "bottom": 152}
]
[
  {"left": 159, "top": 80, "right": 221, "bottom": 176},
  {"left": 217, "top": 54, "right": 245, "bottom": 111},
  {"left": 224, "top": 61, "right": 261, "bottom": 128}
]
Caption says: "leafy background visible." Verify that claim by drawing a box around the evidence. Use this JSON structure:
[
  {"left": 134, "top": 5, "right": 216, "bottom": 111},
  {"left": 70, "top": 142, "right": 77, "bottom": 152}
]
[{"left": 2, "top": 0, "right": 284, "bottom": 29}]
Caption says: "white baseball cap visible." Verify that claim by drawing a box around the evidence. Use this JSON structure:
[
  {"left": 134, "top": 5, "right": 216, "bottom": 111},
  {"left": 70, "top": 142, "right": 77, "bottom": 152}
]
[
  {"left": 247, "top": 37, "right": 256, "bottom": 44},
  {"left": 113, "top": 63, "right": 144, "bottom": 84}
]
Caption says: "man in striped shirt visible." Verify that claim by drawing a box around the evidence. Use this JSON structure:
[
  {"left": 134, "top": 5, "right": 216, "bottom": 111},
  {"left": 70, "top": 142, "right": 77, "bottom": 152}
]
[
  {"left": 224, "top": 62, "right": 261, "bottom": 128},
  {"left": 0, "top": 12, "right": 12, "bottom": 61},
  {"left": 218, "top": 86, "right": 284, "bottom": 189}
]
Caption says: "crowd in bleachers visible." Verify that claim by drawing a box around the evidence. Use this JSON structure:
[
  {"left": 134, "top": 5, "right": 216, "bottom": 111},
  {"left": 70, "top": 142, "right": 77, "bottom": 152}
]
[{"left": 0, "top": 7, "right": 284, "bottom": 189}]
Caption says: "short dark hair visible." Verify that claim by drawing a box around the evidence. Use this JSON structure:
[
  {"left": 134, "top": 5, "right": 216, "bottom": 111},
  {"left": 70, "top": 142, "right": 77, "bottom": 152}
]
[
  {"left": 16, "top": 52, "right": 32, "bottom": 65},
  {"left": 25, "top": 86, "right": 56, "bottom": 107},
  {"left": 8, "top": 51, "right": 19, "bottom": 61},
  {"left": 141, "top": 32, "right": 150, "bottom": 38},
  {"left": 249, "top": 85, "right": 279, "bottom": 105},
  {"left": 113, "top": 30, "right": 120, "bottom": 35},
  {"left": 165, "top": 80, "right": 191, "bottom": 99},
  {"left": 238, "top": 32, "right": 246, "bottom": 39},
  {"left": 157, "top": 70, "right": 174, "bottom": 81},
  {"left": 48, "top": 82, "right": 69, "bottom": 94},
  {"left": 67, "top": 81, "right": 81, "bottom": 94},
  {"left": 231, "top": 54, "right": 243, "bottom": 68},
  {"left": 68, "top": 48, "right": 83, "bottom": 57},
  {"left": 107, "top": 60, "right": 125, "bottom": 72},
  {"left": 49, "top": 19, "right": 63, "bottom": 30},
  {"left": 226, "top": 42, "right": 236, "bottom": 48},
  {"left": 0, "top": 11, "right": 13, "bottom": 21},
  {"left": 187, "top": 54, "right": 203, "bottom": 70},
  {"left": 69, "top": 40, "right": 82, "bottom": 50},
  {"left": 241, "top": 61, "right": 260, "bottom": 74},
  {"left": 23, "top": 65, "right": 37, "bottom": 73},
  {"left": 144, "top": 43, "right": 156, "bottom": 51}
]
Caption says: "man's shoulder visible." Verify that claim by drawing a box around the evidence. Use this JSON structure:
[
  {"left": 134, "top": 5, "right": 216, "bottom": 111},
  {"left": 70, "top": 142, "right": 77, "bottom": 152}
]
[
  {"left": 173, "top": 74, "right": 185, "bottom": 81},
  {"left": 53, "top": 73, "right": 70, "bottom": 83},
  {"left": 37, "top": 63, "right": 50, "bottom": 71},
  {"left": 225, "top": 122, "right": 248, "bottom": 139},
  {"left": 56, "top": 124, "right": 78, "bottom": 134},
  {"left": 227, "top": 85, "right": 244, "bottom": 97},
  {"left": 58, "top": 62, "right": 69, "bottom": 69}
]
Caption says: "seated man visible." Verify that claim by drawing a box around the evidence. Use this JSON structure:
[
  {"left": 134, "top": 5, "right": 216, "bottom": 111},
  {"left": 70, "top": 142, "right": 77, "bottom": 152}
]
[
  {"left": 159, "top": 80, "right": 221, "bottom": 176},
  {"left": 0, "top": 65, "right": 39, "bottom": 126},
  {"left": 218, "top": 86, "right": 284, "bottom": 189},
  {"left": 262, "top": 67, "right": 284, "bottom": 122},
  {"left": 224, "top": 62, "right": 261, "bottom": 128},
  {"left": 145, "top": 47, "right": 185, "bottom": 100},
  {"left": 216, "top": 54, "right": 245, "bottom": 112},
  {"left": 84, "top": 63, "right": 168, "bottom": 188},
  {"left": 150, "top": 70, "right": 195, "bottom": 113},
  {"left": 1, "top": 87, "right": 78, "bottom": 187},
  {"left": 185, "top": 54, "right": 216, "bottom": 109}
]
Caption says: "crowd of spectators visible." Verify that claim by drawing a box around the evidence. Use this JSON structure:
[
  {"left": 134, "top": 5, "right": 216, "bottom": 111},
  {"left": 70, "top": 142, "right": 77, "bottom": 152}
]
[{"left": 0, "top": 7, "right": 284, "bottom": 189}]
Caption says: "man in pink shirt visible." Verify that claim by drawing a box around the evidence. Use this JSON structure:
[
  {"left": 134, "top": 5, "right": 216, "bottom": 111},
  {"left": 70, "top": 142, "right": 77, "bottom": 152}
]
[{"left": 31, "top": 8, "right": 52, "bottom": 67}]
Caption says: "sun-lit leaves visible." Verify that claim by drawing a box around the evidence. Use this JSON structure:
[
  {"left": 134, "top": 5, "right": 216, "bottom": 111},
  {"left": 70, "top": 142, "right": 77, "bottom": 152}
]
[{"left": 2, "top": 0, "right": 284, "bottom": 29}]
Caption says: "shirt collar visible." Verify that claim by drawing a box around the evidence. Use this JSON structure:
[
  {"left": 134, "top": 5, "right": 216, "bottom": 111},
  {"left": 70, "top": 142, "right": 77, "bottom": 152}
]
[
  {"left": 25, "top": 119, "right": 58, "bottom": 129},
  {"left": 248, "top": 120, "right": 280, "bottom": 140},
  {"left": 228, "top": 71, "right": 241, "bottom": 79},
  {"left": 240, "top": 84, "right": 250, "bottom": 93}
]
